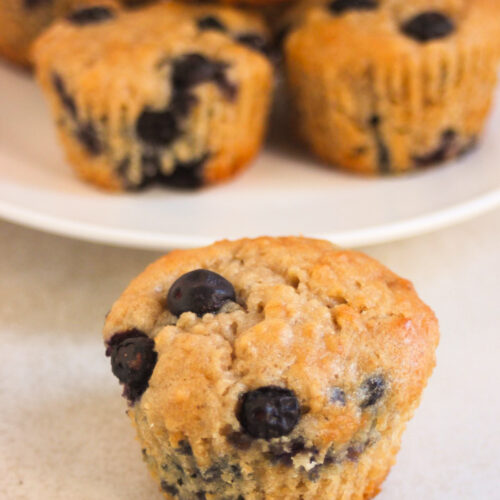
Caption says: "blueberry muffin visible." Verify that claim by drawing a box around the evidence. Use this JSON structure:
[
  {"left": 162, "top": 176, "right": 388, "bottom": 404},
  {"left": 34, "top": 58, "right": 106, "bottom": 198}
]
[
  {"left": 0, "top": 0, "right": 121, "bottom": 66},
  {"left": 103, "top": 237, "right": 439, "bottom": 499},
  {"left": 33, "top": 2, "right": 273, "bottom": 190},
  {"left": 283, "top": 0, "right": 500, "bottom": 174}
]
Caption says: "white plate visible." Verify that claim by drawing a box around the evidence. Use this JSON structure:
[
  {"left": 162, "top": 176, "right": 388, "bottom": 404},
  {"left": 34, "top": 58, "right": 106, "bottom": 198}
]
[{"left": 1, "top": 63, "right": 499, "bottom": 250}]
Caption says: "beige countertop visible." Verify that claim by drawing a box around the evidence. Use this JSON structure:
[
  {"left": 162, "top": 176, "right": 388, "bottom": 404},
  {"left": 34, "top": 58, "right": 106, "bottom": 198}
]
[{"left": 1, "top": 211, "right": 499, "bottom": 499}]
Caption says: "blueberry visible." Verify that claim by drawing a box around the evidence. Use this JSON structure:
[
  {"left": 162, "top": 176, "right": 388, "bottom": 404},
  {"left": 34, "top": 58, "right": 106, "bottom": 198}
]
[
  {"left": 172, "top": 54, "right": 226, "bottom": 89},
  {"left": 401, "top": 11, "right": 455, "bottom": 42},
  {"left": 167, "top": 269, "right": 236, "bottom": 317},
  {"left": 369, "top": 114, "right": 391, "bottom": 173},
  {"left": 77, "top": 122, "right": 102, "bottom": 155},
  {"left": 160, "top": 481, "right": 179, "bottom": 496},
  {"left": 235, "top": 33, "right": 270, "bottom": 56},
  {"left": 329, "top": 387, "right": 346, "bottom": 406},
  {"left": 169, "top": 89, "right": 198, "bottom": 119},
  {"left": 360, "top": 375, "right": 386, "bottom": 408},
  {"left": 106, "top": 330, "right": 157, "bottom": 403},
  {"left": 328, "top": 0, "right": 378, "bottom": 15},
  {"left": 172, "top": 54, "right": 236, "bottom": 99},
  {"left": 67, "top": 6, "right": 115, "bottom": 25},
  {"left": 52, "top": 73, "right": 76, "bottom": 118},
  {"left": 176, "top": 440, "right": 193, "bottom": 456},
  {"left": 160, "top": 156, "right": 207, "bottom": 190},
  {"left": 197, "top": 15, "right": 227, "bottom": 32},
  {"left": 414, "top": 129, "right": 457, "bottom": 167},
  {"left": 238, "top": 386, "right": 300, "bottom": 440},
  {"left": 24, "top": 0, "right": 50, "bottom": 9},
  {"left": 136, "top": 109, "right": 180, "bottom": 146}
]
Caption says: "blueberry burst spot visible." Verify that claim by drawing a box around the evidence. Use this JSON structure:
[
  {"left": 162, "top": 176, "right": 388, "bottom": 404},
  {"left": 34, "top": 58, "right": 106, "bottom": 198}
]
[
  {"left": 238, "top": 386, "right": 300, "bottom": 440},
  {"left": 197, "top": 15, "right": 227, "bottom": 32},
  {"left": 329, "top": 0, "right": 378, "bottom": 15},
  {"left": 167, "top": 269, "right": 236, "bottom": 317},
  {"left": 106, "top": 330, "right": 157, "bottom": 403},
  {"left": 77, "top": 122, "right": 102, "bottom": 155},
  {"left": 235, "top": 33, "right": 270, "bottom": 56},
  {"left": 24, "top": 0, "right": 51, "bottom": 9},
  {"left": 414, "top": 129, "right": 458, "bottom": 167},
  {"left": 172, "top": 53, "right": 236, "bottom": 99},
  {"left": 52, "top": 73, "right": 76, "bottom": 118},
  {"left": 67, "top": 6, "right": 115, "bottom": 26},
  {"left": 136, "top": 109, "right": 180, "bottom": 147},
  {"left": 401, "top": 11, "right": 455, "bottom": 43},
  {"left": 360, "top": 375, "right": 386, "bottom": 408}
]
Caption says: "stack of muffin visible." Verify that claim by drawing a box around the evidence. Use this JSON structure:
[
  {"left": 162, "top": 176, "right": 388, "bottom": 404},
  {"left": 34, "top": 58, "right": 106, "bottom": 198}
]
[{"left": 1, "top": 0, "right": 499, "bottom": 190}]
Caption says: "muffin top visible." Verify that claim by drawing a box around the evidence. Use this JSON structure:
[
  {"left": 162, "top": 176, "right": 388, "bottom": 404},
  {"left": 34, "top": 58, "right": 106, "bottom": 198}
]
[
  {"left": 103, "top": 237, "right": 439, "bottom": 465},
  {"left": 33, "top": 1, "right": 271, "bottom": 76},
  {"left": 283, "top": 0, "right": 500, "bottom": 63}
]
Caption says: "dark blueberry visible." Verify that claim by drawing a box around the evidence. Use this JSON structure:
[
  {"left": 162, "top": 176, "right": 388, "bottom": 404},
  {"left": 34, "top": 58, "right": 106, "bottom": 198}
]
[
  {"left": 106, "top": 330, "right": 157, "bottom": 403},
  {"left": 346, "top": 443, "right": 364, "bottom": 462},
  {"left": 160, "top": 156, "right": 207, "bottom": 190},
  {"left": 308, "top": 464, "right": 322, "bottom": 481},
  {"left": 24, "top": 0, "right": 51, "bottom": 8},
  {"left": 324, "top": 446, "right": 337, "bottom": 466},
  {"left": 329, "top": 387, "right": 346, "bottom": 406},
  {"left": 196, "top": 492, "right": 207, "bottom": 500},
  {"left": 235, "top": 33, "right": 270, "bottom": 56},
  {"left": 360, "top": 375, "right": 386, "bottom": 408},
  {"left": 176, "top": 440, "right": 193, "bottom": 456},
  {"left": 197, "top": 15, "right": 227, "bottom": 32},
  {"left": 401, "top": 11, "right": 455, "bottom": 43},
  {"left": 369, "top": 115, "right": 391, "bottom": 173},
  {"left": 172, "top": 54, "right": 237, "bottom": 100},
  {"left": 172, "top": 53, "right": 225, "bottom": 89},
  {"left": 136, "top": 109, "right": 180, "bottom": 146},
  {"left": 77, "top": 122, "right": 102, "bottom": 155},
  {"left": 230, "top": 464, "right": 243, "bottom": 479},
  {"left": 274, "top": 26, "right": 291, "bottom": 47},
  {"left": 238, "top": 386, "right": 300, "bottom": 440},
  {"left": 203, "top": 464, "right": 222, "bottom": 482},
  {"left": 169, "top": 89, "right": 198, "bottom": 119},
  {"left": 414, "top": 129, "right": 457, "bottom": 167},
  {"left": 160, "top": 481, "right": 179, "bottom": 496},
  {"left": 67, "top": 6, "right": 115, "bottom": 25},
  {"left": 328, "top": 0, "right": 378, "bottom": 15},
  {"left": 167, "top": 269, "right": 236, "bottom": 317},
  {"left": 52, "top": 73, "right": 76, "bottom": 118}
]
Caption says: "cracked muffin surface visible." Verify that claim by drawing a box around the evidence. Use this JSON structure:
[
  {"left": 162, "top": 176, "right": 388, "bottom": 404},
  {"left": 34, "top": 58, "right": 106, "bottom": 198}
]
[
  {"left": 33, "top": 1, "right": 273, "bottom": 191},
  {"left": 283, "top": 0, "right": 500, "bottom": 174},
  {"left": 103, "top": 237, "right": 439, "bottom": 499}
]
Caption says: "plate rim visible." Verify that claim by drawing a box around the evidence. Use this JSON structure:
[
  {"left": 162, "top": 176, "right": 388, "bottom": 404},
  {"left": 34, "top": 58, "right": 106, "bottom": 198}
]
[{"left": 0, "top": 186, "right": 498, "bottom": 250}]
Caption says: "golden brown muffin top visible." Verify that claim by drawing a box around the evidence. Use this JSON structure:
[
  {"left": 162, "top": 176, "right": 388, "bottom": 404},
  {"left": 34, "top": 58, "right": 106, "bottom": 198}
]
[{"left": 283, "top": 0, "right": 500, "bottom": 63}]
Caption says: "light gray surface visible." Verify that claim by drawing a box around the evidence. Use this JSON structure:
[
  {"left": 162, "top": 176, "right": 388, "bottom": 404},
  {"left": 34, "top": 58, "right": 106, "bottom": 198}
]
[{"left": 1, "top": 212, "right": 499, "bottom": 499}]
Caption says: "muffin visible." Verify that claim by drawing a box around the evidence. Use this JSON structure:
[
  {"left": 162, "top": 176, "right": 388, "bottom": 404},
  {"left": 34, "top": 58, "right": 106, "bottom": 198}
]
[
  {"left": 33, "top": 2, "right": 273, "bottom": 190},
  {"left": 0, "top": 0, "right": 120, "bottom": 66},
  {"left": 284, "top": 0, "right": 500, "bottom": 174},
  {"left": 103, "top": 236, "right": 439, "bottom": 499}
]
